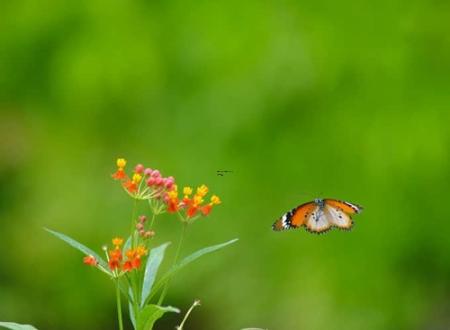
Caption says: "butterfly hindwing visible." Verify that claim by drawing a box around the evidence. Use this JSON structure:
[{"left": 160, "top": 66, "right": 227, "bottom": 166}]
[
  {"left": 304, "top": 208, "right": 332, "bottom": 233},
  {"left": 324, "top": 204, "right": 353, "bottom": 229}
]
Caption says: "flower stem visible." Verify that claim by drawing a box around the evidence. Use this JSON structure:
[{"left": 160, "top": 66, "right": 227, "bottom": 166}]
[
  {"left": 157, "top": 222, "right": 188, "bottom": 305},
  {"left": 130, "top": 199, "right": 137, "bottom": 248},
  {"left": 176, "top": 300, "right": 201, "bottom": 330},
  {"left": 115, "top": 280, "right": 124, "bottom": 330}
]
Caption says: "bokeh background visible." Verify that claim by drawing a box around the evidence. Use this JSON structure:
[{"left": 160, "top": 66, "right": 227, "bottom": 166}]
[{"left": 1, "top": 1, "right": 449, "bottom": 329}]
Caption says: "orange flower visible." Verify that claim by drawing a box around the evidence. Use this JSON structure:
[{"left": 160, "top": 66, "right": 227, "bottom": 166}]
[
  {"left": 112, "top": 158, "right": 128, "bottom": 180},
  {"left": 112, "top": 168, "right": 126, "bottom": 180},
  {"left": 109, "top": 259, "right": 120, "bottom": 271},
  {"left": 83, "top": 255, "right": 97, "bottom": 266},
  {"left": 123, "top": 179, "right": 138, "bottom": 193},
  {"left": 186, "top": 205, "right": 198, "bottom": 218},
  {"left": 201, "top": 204, "right": 212, "bottom": 216},
  {"left": 109, "top": 248, "right": 122, "bottom": 262}
]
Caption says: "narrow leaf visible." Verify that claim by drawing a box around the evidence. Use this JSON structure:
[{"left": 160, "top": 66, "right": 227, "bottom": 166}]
[
  {"left": 147, "top": 238, "right": 238, "bottom": 303},
  {"left": 141, "top": 242, "right": 170, "bottom": 307},
  {"left": 129, "top": 302, "right": 136, "bottom": 330},
  {"left": 136, "top": 305, "right": 179, "bottom": 330},
  {"left": 44, "top": 228, "right": 108, "bottom": 269},
  {"left": 123, "top": 236, "right": 132, "bottom": 254},
  {"left": 0, "top": 322, "right": 38, "bottom": 330}
]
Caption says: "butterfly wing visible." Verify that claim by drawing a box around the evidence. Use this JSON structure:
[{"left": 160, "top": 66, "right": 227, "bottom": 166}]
[
  {"left": 324, "top": 199, "right": 363, "bottom": 215},
  {"left": 304, "top": 207, "right": 333, "bottom": 233},
  {"left": 272, "top": 202, "right": 317, "bottom": 231},
  {"left": 323, "top": 199, "right": 363, "bottom": 230}
]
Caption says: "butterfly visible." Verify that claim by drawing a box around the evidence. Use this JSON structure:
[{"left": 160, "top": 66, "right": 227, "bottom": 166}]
[{"left": 272, "top": 198, "right": 363, "bottom": 234}]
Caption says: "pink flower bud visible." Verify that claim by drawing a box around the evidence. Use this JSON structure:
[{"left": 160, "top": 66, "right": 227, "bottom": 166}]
[
  {"left": 139, "top": 229, "right": 146, "bottom": 236},
  {"left": 135, "top": 164, "right": 144, "bottom": 174},
  {"left": 139, "top": 215, "right": 147, "bottom": 223},
  {"left": 146, "top": 177, "right": 156, "bottom": 186},
  {"left": 136, "top": 223, "right": 144, "bottom": 230},
  {"left": 155, "top": 177, "right": 163, "bottom": 186},
  {"left": 151, "top": 170, "right": 161, "bottom": 178},
  {"left": 144, "top": 168, "right": 153, "bottom": 176},
  {"left": 165, "top": 177, "right": 175, "bottom": 189}
]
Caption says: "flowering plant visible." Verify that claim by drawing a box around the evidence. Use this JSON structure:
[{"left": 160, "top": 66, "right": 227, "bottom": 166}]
[{"left": 44, "top": 158, "right": 238, "bottom": 330}]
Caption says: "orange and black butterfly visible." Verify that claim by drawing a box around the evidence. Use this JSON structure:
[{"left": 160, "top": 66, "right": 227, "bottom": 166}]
[{"left": 272, "top": 198, "right": 363, "bottom": 234}]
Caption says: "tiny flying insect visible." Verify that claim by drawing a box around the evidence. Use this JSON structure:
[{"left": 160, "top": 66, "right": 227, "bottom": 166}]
[{"left": 272, "top": 198, "right": 363, "bottom": 234}]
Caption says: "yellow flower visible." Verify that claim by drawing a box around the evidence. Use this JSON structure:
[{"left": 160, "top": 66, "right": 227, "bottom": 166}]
[
  {"left": 193, "top": 195, "right": 204, "bottom": 206},
  {"left": 196, "top": 185, "right": 208, "bottom": 197},
  {"left": 210, "top": 195, "right": 221, "bottom": 205},
  {"left": 116, "top": 158, "right": 127, "bottom": 168},
  {"left": 112, "top": 237, "right": 124, "bottom": 247},
  {"left": 167, "top": 189, "right": 178, "bottom": 200},
  {"left": 135, "top": 245, "right": 148, "bottom": 257},
  {"left": 183, "top": 186, "right": 193, "bottom": 196},
  {"left": 132, "top": 173, "right": 142, "bottom": 183}
]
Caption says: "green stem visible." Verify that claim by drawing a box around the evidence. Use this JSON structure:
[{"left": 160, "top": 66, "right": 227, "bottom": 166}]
[
  {"left": 176, "top": 300, "right": 201, "bottom": 330},
  {"left": 115, "top": 280, "right": 124, "bottom": 330},
  {"left": 130, "top": 199, "right": 137, "bottom": 248},
  {"left": 149, "top": 213, "right": 156, "bottom": 230},
  {"left": 157, "top": 222, "right": 188, "bottom": 305}
]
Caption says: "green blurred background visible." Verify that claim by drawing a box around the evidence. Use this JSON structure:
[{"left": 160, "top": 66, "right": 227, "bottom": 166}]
[{"left": 1, "top": 0, "right": 449, "bottom": 329}]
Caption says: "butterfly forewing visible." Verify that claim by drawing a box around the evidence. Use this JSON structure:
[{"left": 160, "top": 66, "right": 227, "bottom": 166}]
[
  {"left": 272, "top": 202, "right": 316, "bottom": 231},
  {"left": 324, "top": 199, "right": 363, "bottom": 215}
]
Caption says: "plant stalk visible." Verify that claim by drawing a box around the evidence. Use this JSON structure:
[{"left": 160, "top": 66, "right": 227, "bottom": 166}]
[
  {"left": 157, "top": 222, "right": 187, "bottom": 305},
  {"left": 115, "top": 280, "right": 124, "bottom": 330}
]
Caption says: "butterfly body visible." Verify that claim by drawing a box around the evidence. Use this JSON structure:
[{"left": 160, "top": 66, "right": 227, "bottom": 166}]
[{"left": 272, "top": 198, "right": 363, "bottom": 234}]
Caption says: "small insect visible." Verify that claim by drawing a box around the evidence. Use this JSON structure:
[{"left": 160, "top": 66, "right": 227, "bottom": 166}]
[
  {"left": 272, "top": 198, "right": 363, "bottom": 234},
  {"left": 217, "top": 170, "right": 233, "bottom": 176}
]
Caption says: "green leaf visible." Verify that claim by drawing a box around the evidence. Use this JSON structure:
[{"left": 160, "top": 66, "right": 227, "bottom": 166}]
[
  {"left": 44, "top": 228, "right": 108, "bottom": 269},
  {"left": 141, "top": 242, "right": 170, "bottom": 307},
  {"left": 0, "top": 322, "right": 38, "bottom": 330},
  {"left": 123, "top": 235, "right": 132, "bottom": 254},
  {"left": 136, "top": 305, "right": 179, "bottom": 330},
  {"left": 147, "top": 238, "right": 238, "bottom": 303},
  {"left": 129, "top": 302, "right": 136, "bottom": 330}
]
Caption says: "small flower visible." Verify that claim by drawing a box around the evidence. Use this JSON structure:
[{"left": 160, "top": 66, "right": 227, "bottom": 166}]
[
  {"left": 112, "top": 168, "right": 126, "bottom": 180},
  {"left": 109, "top": 259, "right": 120, "bottom": 271},
  {"left": 112, "top": 158, "right": 127, "bottom": 180},
  {"left": 196, "top": 185, "right": 208, "bottom": 197},
  {"left": 135, "top": 164, "right": 144, "bottom": 174},
  {"left": 146, "top": 177, "right": 156, "bottom": 186},
  {"left": 144, "top": 230, "right": 155, "bottom": 238},
  {"left": 116, "top": 158, "right": 127, "bottom": 168},
  {"left": 193, "top": 195, "right": 204, "bottom": 206},
  {"left": 132, "top": 173, "right": 142, "bottom": 184},
  {"left": 109, "top": 248, "right": 122, "bottom": 261},
  {"left": 151, "top": 170, "right": 161, "bottom": 178},
  {"left": 139, "top": 215, "right": 147, "bottom": 223},
  {"left": 124, "top": 180, "right": 137, "bottom": 193},
  {"left": 144, "top": 168, "right": 153, "bottom": 176},
  {"left": 83, "top": 255, "right": 97, "bottom": 266},
  {"left": 210, "top": 195, "right": 221, "bottom": 205},
  {"left": 112, "top": 237, "right": 124, "bottom": 247},
  {"left": 183, "top": 187, "right": 193, "bottom": 196}
]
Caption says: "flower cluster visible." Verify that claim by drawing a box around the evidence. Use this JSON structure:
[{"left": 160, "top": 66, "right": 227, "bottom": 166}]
[
  {"left": 136, "top": 215, "right": 155, "bottom": 239},
  {"left": 166, "top": 184, "right": 221, "bottom": 220},
  {"left": 112, "top": 158, "right": 175, "bottom": 200},
  {"left": 106, "top": 237, "right": 148, "bottom": 274}
]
